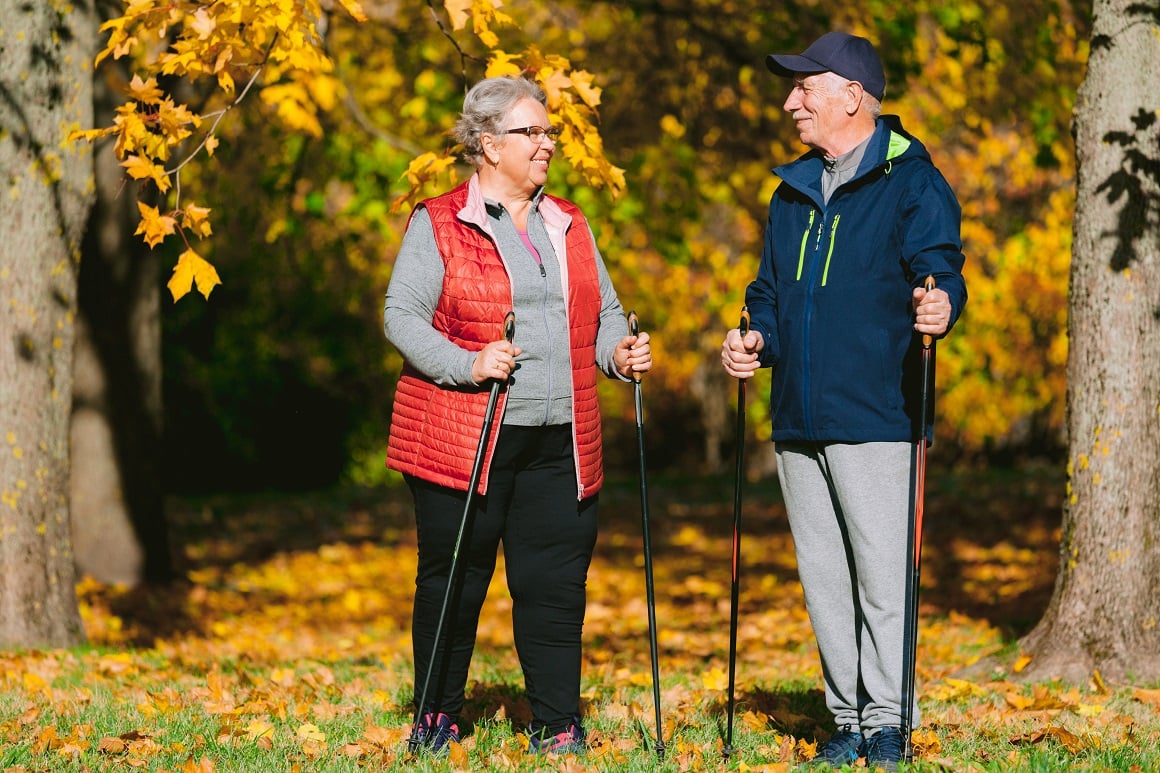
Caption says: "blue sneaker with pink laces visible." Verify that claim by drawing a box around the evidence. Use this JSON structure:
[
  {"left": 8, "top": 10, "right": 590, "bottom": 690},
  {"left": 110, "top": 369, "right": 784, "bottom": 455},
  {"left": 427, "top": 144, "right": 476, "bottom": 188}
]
[
  {"left": 528, "top": 717, "right": 586, "bottom": 754},
  {"left": 414, "top": 712, "right": 460, "bottom": 755}
]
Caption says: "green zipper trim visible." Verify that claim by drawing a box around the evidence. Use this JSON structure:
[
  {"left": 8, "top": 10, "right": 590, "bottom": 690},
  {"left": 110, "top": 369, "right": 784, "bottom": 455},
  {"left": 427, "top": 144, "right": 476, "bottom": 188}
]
[
  {"left": 796, "top": 209, "right": 816, "bottom": 280},
  {"left": 821, "top": 213, "right": 841, "bottom": 286}
]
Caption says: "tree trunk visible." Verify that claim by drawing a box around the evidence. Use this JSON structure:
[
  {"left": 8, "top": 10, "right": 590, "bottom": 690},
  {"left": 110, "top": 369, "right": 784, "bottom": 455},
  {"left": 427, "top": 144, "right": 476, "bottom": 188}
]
[
  {"left": 1018, "top": 0, "right": 1160, "bottom": 682},
  {"left": 71, "top": 54, "right": 172, "bottom": 586},
  {"left": 0, "top": 0, "right": 95, "bottom": 647}
]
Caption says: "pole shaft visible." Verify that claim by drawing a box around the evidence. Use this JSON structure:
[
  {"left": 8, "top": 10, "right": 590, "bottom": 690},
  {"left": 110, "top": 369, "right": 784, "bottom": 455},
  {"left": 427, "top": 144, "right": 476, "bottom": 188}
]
[
  {"left": 725, "top": 307, "right": 749, "bottom": 756},
  {"left": 410, "top": 312, "right": 515, "bottom": 750},
  {"left": 902, "top": 278, "right": 935, "bottom": 761},
  {"left": 629, "top": 311, "right": 665, "bottom": 759}
]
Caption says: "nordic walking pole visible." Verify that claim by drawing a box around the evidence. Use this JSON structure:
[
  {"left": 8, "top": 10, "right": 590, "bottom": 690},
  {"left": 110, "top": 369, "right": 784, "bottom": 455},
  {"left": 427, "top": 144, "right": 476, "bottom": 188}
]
[
  {"left": 901, "top": 277, "right": 935, "bottom": 762},
  {"left": 409, "top": 311, "right": 515, "bottom": 751},
  {"left": 628, "top": 310, "right": 665, "bottom": 760},
  {"left": 724, "top": 307, "right": 750, "bottom": 758}
]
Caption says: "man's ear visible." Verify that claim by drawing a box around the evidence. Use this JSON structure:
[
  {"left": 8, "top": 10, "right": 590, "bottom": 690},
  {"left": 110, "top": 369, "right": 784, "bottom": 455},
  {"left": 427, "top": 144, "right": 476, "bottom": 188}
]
[{"left": 845, "top": 81, "right": 865, "bottom": 116}]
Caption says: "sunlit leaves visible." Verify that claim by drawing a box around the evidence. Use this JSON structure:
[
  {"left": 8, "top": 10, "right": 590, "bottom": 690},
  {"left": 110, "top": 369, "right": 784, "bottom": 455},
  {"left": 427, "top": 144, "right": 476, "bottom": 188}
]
[
  {"left": 168, "top": 249, "right": 223, "bottom": 301},
  {"left": 136, "top": 202, "right": 178, "bottom": 247},
  {"left": 390, "top": 37, "right": 628, "bottom": 210},
  {"left": 84, "top": 0, "right": 627, "bottom": 306},
  {"left": 80, "top": 1, "right": 369, "bottom": 301}
]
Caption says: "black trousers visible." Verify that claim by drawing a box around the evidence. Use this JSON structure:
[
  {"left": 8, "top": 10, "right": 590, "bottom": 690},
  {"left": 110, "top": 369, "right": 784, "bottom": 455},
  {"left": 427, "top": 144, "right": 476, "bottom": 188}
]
[{"left": 409, "top": 423, "right": 599, "bottom": 735}]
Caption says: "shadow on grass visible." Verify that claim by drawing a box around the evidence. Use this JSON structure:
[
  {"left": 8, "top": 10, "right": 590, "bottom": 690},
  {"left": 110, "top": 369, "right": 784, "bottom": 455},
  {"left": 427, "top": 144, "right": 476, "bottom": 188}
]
[{"left": 717, "top": 683, "right": 831, "bottom": 740}]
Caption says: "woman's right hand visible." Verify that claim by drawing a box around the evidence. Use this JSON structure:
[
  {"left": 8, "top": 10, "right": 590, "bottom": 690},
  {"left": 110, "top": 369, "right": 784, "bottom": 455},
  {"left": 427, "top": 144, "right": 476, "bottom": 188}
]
[{"left": 471, "top": 339, "right": 522, "bottom": 384}]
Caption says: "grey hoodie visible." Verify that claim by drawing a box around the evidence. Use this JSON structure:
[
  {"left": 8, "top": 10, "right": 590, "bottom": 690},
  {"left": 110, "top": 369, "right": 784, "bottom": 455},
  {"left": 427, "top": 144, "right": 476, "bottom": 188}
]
[{"left": 384, "top": 177, "right": 628, "bottom": 428}]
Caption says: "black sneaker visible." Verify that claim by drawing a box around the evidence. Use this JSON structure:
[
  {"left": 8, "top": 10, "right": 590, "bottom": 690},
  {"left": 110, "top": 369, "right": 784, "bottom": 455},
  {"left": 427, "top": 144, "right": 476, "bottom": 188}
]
[
  {"left": 864, "top": 727, "right": 905, "bottom": 771},
  {"left": 806, "top": 725, "right": 864, "bottom": 767}
]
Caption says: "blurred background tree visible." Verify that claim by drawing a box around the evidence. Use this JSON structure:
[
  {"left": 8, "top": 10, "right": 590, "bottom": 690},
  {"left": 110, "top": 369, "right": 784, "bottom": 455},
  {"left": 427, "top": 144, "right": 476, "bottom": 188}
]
[{"left": 56, "top": 0, "right": 1090, "bottom": 595}]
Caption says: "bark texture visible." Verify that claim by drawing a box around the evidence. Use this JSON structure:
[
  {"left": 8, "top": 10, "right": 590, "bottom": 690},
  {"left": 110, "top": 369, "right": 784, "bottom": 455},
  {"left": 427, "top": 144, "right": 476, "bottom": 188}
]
[
  {"left": 1018, "top": 0, "right": 1160, "bottom": 682},
  {"left": 0, "top": 0, "right": 95, "bottom": 647}
]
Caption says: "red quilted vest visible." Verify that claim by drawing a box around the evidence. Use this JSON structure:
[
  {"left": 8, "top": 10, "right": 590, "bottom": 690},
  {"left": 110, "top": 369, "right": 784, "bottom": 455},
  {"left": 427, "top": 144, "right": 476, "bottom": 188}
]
[{"left": 386, "top": 179, "right": 606, "bottom": 498}]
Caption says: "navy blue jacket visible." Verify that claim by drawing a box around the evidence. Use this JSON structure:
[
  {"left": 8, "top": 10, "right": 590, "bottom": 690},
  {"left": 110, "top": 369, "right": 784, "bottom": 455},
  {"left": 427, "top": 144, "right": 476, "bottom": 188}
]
[{"left": 747, "top": 115, "right": 967, "bottom": 443}]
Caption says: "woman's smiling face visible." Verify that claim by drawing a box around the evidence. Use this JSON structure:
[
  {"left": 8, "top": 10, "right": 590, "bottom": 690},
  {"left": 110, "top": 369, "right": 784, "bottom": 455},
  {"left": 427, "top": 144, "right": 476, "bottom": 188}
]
[{"left": 494, "top": 97, "right": 556, "bottom": 193}]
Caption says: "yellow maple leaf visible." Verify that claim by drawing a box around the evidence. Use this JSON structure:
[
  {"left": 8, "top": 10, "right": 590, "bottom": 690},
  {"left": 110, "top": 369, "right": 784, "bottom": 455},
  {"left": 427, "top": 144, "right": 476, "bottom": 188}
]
[
  {"left": 362, "top": 725, "right": 405, "bottom": 746},
  {"left": 447, "top": 740, "right": 469, "bottom": 767},
  {"left": 911, "top": 727, "right": 942, "bottom": 755},
  {"left": 1013, "top": 653, "right": 1033, "bottom": 672},
  {"left": 22, "top": 672, "right": 51, "bottom": 697},
  {"left": 336, "top": 0, "right": 368, "bottom": 22},
  {"left": 1076, "top": 702, "right": 1105, "bottom": 717},
  {"left": 121, "top": 154, "right": 171, "bottom": 192},
  {"left": 156, "top": 100, "right": 200, "bottom": 142},
  {"left": 126, "top": 74, "right": 164, "bottom": 104},
  {"left": 135, "top": 202, "right": 177, "bottom": 248},
  {"left": 295, "top": 723, "right": 326, "bottom": 743},
  {"left": 701, "top": 667, "right": 728, "bottom": 691},
  {"left": 540, "top": 70, "right": 574, "bottom": 105},
  {"left": 485, "top": 52, "right": 523, "bottom": 78},
  {"left": 1005, "top": 691, "right": 1034, "bottom": 710},
  {"left": 741, "top": 709, "right": 770, "bottom": 733},
  {"left": 1132, "top": 687, "right": 1160, "bottom": 707},
  {"left": 260, "top": 84, "right": 323, "bottom": 137},
  {"left": 68, "top": 127, "right": 115, "bottom": 143},
  {"left": 568, "top": 69, "right": 602, "bottom": 108},
  {"left": 167, "top": 249, "right": 222, "bottom": 301},
  {"left": 188, "top": 7, "right": 216, "bottom": 39},
  {"left": 181, "top": 203, "right": 213, "bottom": 238},
  {"left": 178, "top": 756, "right": 216, "bottom": 773},
  {"left": 245, "top": 720, "right": 274, "bottom": 741},
  {"left": 443, "top": 0, "right": 471, "bottom": 30}
]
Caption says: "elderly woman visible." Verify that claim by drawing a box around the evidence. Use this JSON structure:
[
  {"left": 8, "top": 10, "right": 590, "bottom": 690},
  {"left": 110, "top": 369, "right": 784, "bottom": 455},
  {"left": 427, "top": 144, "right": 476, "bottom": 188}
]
[{"left": 384, "top": 76, "right": 652, "bottom": 755}]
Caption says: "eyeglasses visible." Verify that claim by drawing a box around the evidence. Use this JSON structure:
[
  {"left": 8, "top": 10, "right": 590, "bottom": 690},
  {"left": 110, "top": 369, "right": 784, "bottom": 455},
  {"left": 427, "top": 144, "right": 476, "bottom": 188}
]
[{"left": 503, "top": 126, "right": 562, "bottom": 144}]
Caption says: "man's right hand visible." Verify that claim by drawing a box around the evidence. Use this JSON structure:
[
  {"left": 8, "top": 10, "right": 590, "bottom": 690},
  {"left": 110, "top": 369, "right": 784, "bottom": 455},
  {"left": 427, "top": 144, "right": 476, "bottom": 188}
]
[{"left": 721, "top": 327, "right": 764, "bottom": 379}]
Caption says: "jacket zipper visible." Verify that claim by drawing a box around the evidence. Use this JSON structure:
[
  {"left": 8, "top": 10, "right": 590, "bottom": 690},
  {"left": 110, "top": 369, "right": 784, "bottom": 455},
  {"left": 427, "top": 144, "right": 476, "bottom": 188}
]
[
  {"left": 820, "top": 213, "right": 841, "bottom": 286},
  {"left": 795, "top": 209, "right": 816, "bottom": 280}
]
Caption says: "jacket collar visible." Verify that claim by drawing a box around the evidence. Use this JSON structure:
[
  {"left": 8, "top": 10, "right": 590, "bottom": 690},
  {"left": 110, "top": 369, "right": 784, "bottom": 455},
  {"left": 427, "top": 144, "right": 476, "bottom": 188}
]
[{"left": 774, "top": 115, "right": 924, "bottom": 204}]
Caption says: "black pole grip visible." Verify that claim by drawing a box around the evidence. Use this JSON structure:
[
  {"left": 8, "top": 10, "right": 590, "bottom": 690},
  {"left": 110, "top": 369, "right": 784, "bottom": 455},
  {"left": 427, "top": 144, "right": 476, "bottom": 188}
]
[{"left": 627, "top": 310, "right": 642, "bottom": 384}]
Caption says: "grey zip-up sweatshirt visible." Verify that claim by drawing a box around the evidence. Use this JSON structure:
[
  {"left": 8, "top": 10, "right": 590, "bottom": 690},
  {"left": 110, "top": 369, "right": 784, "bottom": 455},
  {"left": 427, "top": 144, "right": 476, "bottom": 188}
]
[{"left": 384, "top": 184, "right": 628, "bottom": 428}]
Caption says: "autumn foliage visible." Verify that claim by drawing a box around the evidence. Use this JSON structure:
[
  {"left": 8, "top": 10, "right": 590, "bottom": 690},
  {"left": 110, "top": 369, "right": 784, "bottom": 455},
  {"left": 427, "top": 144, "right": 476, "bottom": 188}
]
[{"left": 70, "top": 0, "right": 1090, "bottom": 466}]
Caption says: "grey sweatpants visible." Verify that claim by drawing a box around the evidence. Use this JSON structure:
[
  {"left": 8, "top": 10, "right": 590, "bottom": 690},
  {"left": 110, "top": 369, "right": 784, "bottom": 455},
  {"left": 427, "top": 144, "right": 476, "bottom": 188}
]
[{"left": 776, "top": 441, "right": 918, "bottom": 734}]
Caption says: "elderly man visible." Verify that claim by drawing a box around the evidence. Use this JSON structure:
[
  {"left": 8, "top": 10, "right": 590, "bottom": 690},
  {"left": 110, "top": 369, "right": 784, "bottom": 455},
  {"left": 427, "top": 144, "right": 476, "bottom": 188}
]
[{"left": 721, "top": 31, "right": 967, "bottom": 770}]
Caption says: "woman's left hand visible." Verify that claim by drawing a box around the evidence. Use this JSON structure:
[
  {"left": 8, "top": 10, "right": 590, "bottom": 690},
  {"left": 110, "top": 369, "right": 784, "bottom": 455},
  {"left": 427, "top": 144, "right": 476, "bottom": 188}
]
[{"left": 615, "top": 330, "right": 652, "bottom": 379}]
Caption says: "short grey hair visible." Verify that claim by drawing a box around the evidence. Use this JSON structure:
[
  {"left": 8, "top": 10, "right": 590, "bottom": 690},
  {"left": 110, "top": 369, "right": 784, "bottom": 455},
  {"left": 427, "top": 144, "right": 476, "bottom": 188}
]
[
  {"left": 823, "top": 71, "right": 883, "bottom": 117},
  {"left": 454, "top": 77, "right": 547, "bottom": 168}
]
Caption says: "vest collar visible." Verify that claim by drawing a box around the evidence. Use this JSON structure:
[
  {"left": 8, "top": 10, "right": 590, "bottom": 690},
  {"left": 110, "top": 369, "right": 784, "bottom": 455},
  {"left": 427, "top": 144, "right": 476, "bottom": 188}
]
[{"left": 458, "top": 174, "right": 572, "bottom": 232}]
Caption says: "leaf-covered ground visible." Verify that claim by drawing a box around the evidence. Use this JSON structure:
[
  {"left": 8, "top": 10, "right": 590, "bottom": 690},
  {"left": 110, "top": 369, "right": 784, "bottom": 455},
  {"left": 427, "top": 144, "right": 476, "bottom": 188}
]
[{"left": 3, "top": 465, "right": 1158, "bottom": 771}]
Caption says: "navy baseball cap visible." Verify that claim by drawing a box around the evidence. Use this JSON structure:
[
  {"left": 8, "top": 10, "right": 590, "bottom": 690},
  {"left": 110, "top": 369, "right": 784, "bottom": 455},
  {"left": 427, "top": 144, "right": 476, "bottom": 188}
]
[{"left": 766, "top": 31, "right": 886, "bottom": 100}]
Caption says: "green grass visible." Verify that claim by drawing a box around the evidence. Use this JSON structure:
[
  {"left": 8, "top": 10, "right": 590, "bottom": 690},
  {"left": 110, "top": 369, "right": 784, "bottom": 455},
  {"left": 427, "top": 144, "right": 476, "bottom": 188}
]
[{"left": 2, "top": 468, "right": 1158, "bottom": 771}]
